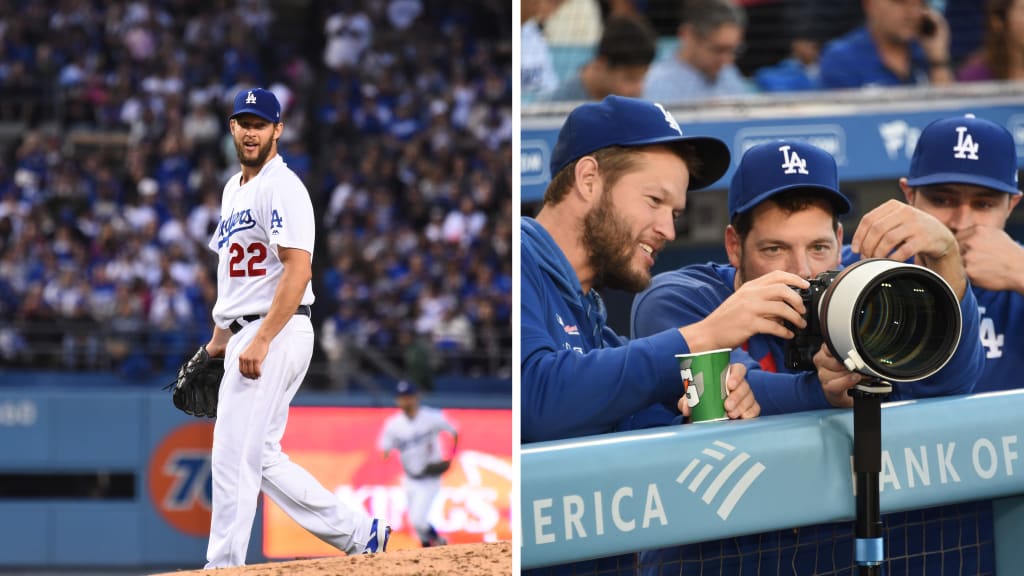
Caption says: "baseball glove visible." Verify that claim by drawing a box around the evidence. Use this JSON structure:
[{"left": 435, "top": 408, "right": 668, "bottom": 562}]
[
  {"left": 422, "top": 460, "right": 452, "bottom": 477},
  {"left": 164, "top": 345, "right": 224, "bottom": 418}
]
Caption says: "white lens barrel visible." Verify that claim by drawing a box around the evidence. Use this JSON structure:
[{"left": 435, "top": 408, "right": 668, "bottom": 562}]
[{"left": 819, "top": 259, "right": 962, "bottom": 382}]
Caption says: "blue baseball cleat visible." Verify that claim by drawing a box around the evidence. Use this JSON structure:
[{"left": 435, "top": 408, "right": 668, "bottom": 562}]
[{"left": 363, "top": 518, "right": 391, "bottom": 554}]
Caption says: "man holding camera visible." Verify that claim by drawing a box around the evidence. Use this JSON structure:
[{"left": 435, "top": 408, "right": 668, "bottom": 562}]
[
  {"left": 868, "top": 113, "right": 1022, "bottom": 392},
  {"left": 631, "top": 140, "right": 982, "bottom": 415}
]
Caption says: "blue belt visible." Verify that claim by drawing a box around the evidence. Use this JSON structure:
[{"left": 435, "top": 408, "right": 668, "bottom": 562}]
[{"left": 229, "top": 305, "right": 311, "bottom": 335}]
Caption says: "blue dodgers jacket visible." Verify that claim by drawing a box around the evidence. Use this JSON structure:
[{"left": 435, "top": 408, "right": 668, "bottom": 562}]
[
  {"left": 630, "top": 256, "right": 982, "bottom": 416},
  {"left": 521, "top": 218, "right": 689, "bottom": 443},
  {"left": 972, "top": 287, "right": 1024, "bottom": 392}
]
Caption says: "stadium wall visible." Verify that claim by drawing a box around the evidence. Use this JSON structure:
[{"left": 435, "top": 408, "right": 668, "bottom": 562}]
[{"left": 0, "top": 382, "right": 509, "bottom": 570}]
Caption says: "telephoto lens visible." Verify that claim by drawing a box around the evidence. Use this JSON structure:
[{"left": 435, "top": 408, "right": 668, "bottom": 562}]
[{"left": 795, "top": 259, "right": 962, "bottom": 382}]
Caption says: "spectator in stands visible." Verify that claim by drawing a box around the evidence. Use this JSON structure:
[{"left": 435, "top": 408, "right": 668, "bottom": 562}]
[
  {"left": 818, "top": 0, "right": 955, "bottom": 89},
  {"left": 432, "top": 303, "right": 475, "bottom": 372},
  {"left": 542, "top": 0, "right": 603, "bottom": 46},
  {"left": 957, "top": 0, "right": 1024, "bottom": 81},
  {"left": 754, "top": 37, "right": 822, "bottom": 92},
  {"left": 522, "top": 0, "right": 565, "bottom": 102},
  {"left": 542, "top": 15, "right": 658, "bottom": 101},
  {"left": 442, "top": 196, "right": 487, "bottom": 247},
  {"left": 0, "top": 0, "right": 511, "bottom": 388},
  {"left": 643, "top": 0, "right": 752, "bottom": 103},
  {"left": 732, "top": 0, "right": 791, "bottom": 76},
  {"left": 945, "top": 0, "right": 988, "bottom": 66},
  {"left": 894, "top": 114, "right": 1023, "bottom": 392}
]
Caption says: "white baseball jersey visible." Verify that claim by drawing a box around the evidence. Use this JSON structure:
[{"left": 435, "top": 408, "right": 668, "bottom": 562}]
[
  {"left": 378, "top": 406, "right": 457, "bottom": 477},
  {"left": 205, "top": 153, "right": 376, "bottom": 568},
  {"left": 208, "top": 155, "right": 315, "bottom": 328}
]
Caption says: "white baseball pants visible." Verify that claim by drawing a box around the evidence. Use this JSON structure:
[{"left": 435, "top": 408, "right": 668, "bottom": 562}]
[{"left": 205, "top": 315, "right": 373, "bottom": 568}]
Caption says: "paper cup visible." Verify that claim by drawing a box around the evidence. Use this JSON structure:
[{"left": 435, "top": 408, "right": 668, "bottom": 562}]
[{"left": 675, "top": 348, "right": 731, "bottom": 422}]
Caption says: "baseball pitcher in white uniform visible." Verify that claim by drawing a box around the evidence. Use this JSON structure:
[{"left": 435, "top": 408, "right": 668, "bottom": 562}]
[
  {"left": 201, "top": 87, "right": 390, "bottom": 568},
  {"left": 378, "top": 380, "right": 459, "bottom": 547}
]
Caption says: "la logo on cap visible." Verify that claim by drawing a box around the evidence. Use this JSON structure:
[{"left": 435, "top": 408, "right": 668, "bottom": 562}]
[
  {"left": 654, "top": 102, "right": 682, "bottom": 136},
  {"left": 780, "top": 144, "right": 809, "bottom": 175},
  {"left": 953, "top": 126, "right": 979, "bottom": 160},
  {"left": 246, "top": 90, "right": 257, "bottom": 105}
]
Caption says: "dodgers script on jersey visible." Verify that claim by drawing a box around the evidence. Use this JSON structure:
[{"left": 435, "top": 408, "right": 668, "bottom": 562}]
[
  {"left": 208, "top": 155, "right": 315, "bottom": 328},
  {"left": 378, "top": 406, "right": 457, "bottom": 477}
]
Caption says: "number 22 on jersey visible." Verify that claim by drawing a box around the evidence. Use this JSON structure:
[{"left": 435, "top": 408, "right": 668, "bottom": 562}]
[{"left": 228, "top": 242, "right": 268, "bottom": 277}]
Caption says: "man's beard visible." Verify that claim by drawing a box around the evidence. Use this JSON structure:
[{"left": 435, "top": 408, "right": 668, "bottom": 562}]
[
  {"left": 234, "top": 138, "right": 274, "bottom": 168},
  {"left": 582, "top": 194, "right": 650, "bottom": 293}
]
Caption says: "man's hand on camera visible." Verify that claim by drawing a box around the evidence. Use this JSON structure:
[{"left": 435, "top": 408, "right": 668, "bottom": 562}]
[
  {"left": 851, "top": 199, "right": 966, "bottom": 299},
  {"left": 680, "top": 270, "right": 810, "bottom": 352},
  {"left": 814, "top": 344, "right": 860, "bottom": 408}
]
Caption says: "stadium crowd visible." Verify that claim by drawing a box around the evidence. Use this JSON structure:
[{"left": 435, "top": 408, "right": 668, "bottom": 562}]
[
  {"left": 524, "top": 0, "right": 1003, "bottom": 104},
  {"left": 0, "top": 0, "right": 512, "bottom": 389}
]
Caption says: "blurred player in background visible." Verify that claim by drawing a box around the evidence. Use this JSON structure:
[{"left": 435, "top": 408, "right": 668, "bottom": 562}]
[
  {"left": 885, "top": 113, "right": 1023, "bottom": 392},
  {"left": 202, "top": 87, "right": 389, "bottom": 567},
  {"left": 378, "top": 380, "right": 459, "bottom": 548}
]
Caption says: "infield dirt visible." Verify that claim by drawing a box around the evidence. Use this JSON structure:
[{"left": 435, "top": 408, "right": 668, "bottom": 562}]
[{"left": 148, "top": 541, "right": 511, "bottom": 575}]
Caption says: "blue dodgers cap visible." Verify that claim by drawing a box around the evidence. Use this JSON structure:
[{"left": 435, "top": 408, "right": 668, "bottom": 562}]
[
  {"left": 906, "top": 114, "right": 1020, "bottom": 195},
  {"left": 729, "top": 140, "right": 852, "bottom": 220},
  {"left": 395, "top": 380, "right": 418, "bottom": 396},
  {"left": 549, "top": 95, "right": 730, "bottom": 191},
  {"left": 230, "top": 87, "right": 281, "bottom": 123}
]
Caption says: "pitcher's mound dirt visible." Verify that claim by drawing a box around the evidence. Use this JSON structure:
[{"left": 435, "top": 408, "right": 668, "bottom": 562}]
[{"left": 150, "top": 541, "right": 512, "bottom": 576}]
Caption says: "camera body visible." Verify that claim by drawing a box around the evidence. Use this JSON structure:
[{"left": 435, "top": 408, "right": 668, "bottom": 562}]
[
  {"left": 781, "top": 259, "right": 961, "bottom": 382},
  {"left": 784, "top": 268, "right": 841, "bottom": 372}
]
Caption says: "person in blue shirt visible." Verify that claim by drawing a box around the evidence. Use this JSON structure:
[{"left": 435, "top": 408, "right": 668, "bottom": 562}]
[
  {"left": 884, "top": 114, "right": 1023, "bottom": 392},
  {"left": 521, "top": 94, "right": 763, "bottom": 576},
  {"left": 819, "top": 0, "right": 954, "bottom": 89},
  {"left": 630, "top": 139, "right": 984, "bottom": 576},
  {"left": 541, "top": 15, "right": 658, "bottom": 103},
  {"left": 642, "top": 0, "right": 752, "bottom": 103},
  {"left": 522, "top": 95, "right": 762, "bottom": 447},
  {"left": 632, "top": 140, "right": 982, "bottom": 415}
]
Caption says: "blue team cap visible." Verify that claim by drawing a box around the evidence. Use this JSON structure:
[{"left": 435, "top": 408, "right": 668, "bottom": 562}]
[
  {"left": 549, "top": 95, "right": 730, "bottom": 191},
  {"left": 395, "top": 380, "right": 418, "bottom": 396},
  {"left": 906, "top": 114, "right": 1020, "bottom": 195},
  {"left": 230, "top": 87, "right": 281, "bottom": 123},
  {"left": 729, "top": 140, "right": 852, "bottom": 220}
]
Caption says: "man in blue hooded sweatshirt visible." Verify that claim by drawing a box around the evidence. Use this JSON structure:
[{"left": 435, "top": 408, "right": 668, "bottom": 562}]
[
  {"left": 521, "top": 95, "right": 763, "bottom": 575},
  {"left": 521, "top": 95, "right": 764, "bottom": 448}
]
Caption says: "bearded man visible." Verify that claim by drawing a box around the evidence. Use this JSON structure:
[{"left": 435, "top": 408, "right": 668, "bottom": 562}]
[{"left": 520, "top": 95, "right": 761, "bottom": 450}]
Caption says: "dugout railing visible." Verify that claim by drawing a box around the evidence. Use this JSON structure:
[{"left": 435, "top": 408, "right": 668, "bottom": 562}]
[{"left": 521, "top": 390, "right": 1024, "bottom": 573}]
